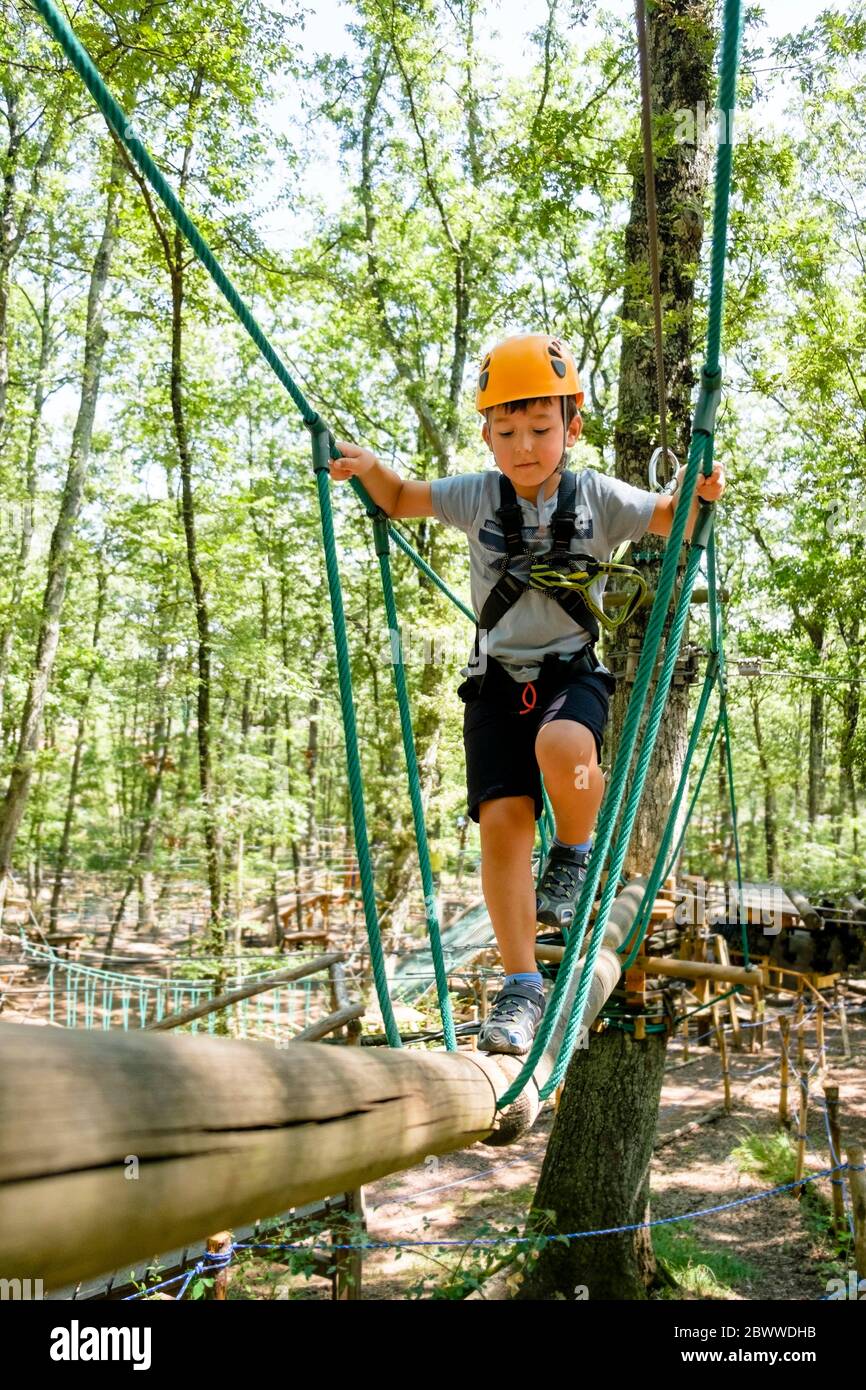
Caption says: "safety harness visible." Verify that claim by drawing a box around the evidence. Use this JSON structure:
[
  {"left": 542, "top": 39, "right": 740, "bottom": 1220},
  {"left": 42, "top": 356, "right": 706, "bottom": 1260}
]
[{"left": 477, "top": 471, "right": 647, "bottom": 645}]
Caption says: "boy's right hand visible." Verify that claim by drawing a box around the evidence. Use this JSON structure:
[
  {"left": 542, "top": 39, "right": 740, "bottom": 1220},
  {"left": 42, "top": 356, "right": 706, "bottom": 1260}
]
[{"left": 329, "top": 439, "right": 379, "bottom": 482}]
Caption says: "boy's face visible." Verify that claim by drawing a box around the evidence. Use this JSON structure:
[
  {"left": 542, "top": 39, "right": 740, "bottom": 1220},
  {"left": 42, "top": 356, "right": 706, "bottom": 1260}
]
[{"left": 481, "top": 399, "right": 582, "bottom": 497}]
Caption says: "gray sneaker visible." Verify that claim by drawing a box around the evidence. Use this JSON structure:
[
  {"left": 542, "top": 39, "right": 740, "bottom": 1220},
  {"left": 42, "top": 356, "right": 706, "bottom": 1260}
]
[
  {"left": 536, "top": 844, "right": 590, "bottom": 928},
  {"left": 478, "top": 982, "right": 546, "bottom": 1056}
]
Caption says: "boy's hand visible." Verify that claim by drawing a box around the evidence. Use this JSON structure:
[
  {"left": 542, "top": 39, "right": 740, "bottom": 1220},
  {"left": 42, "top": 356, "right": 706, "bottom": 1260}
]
[
  {"left": 329, "top": 439, "right": 379, "bottom": 482},
  {"left": 696, "top": 463, "right": 726, "bottom": 502}
]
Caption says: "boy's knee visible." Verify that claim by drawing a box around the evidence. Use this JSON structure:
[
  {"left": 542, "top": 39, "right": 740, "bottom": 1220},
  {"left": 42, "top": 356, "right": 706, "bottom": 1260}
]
[
  {"left": 478, "top": 795, "right": 536, "bottom": 842},
  {"left": 536, "top": 718, "right": 597, "bottom": 766}
]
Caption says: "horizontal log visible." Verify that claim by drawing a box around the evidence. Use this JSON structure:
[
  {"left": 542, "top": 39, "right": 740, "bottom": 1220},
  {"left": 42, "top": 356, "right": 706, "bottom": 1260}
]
[
  {"left": 0, "top": 1023, "right": 496, "bottom": 1289},
  {"left": 637, "top": 955, "right": 761, "bottom": 986},
  {"left": 292, "top": 1003, "right": 365, "bottom": 1042},
  {"left": 534, "top": 944, "right": 761, "bottom": 989},
  {"left": 0, "top": 881, "right": 649, "bottom": 1290},
  {"left": 145, "top": 953, "right": 345, "bottom": 1032},
  {"left": 785, "top": 886, "right": 823, "bottom": 930}
]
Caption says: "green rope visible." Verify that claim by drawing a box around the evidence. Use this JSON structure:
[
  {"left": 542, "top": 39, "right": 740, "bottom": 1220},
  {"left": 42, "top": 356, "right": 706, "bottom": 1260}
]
[
  {"left": 384, "top": 518, "right": 475, "bottom": 624},
  {"left": 619, "top": 660, "right": 721, "bottom": 966},
  {"left": 661, "top": 706, "right": 723, "bottom": 885},
  {"left": 312, "top": 426, "right": 402, "bottom": 1047},
  {"left": 623, "top": 523, "right": 728, "bottom": 954},
  {"left": 370, "top": 512, "right": 457, "bottom": 1049},
  {"left": 36, "top": 0, "right": 747, "bottom": 1081},
  {"left": 708, "top": 527, "right": 748, "bottom": 965}
]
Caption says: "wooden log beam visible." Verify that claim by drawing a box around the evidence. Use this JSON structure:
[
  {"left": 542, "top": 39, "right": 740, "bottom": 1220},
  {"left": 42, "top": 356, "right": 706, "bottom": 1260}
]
[
  {"left": 785, "top": 886, "right": 823, "bottom": 931},
  {"left": 535, "top": 946, "right": 760, "bottom": 988},
  {"left": 292, "top": 1003, "right": 365, "bottom": 1043},
  {"left": 0, "top": 1022, "right": 496, "bottom": 1289},
  {"left": 0, "top": 882, "right": 649, "bottom": 1290},
  {"left": 144, "top": 953, "right": 345, "bottom": 1032},
  {"left": 638, "top": 955, "right": 760, "bottom": 986}
]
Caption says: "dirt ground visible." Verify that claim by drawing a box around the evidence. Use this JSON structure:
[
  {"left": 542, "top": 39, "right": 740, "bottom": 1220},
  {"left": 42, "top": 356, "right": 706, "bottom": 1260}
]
[{"left": 240, "top": 996, "right": 866, "bottom": 1302}]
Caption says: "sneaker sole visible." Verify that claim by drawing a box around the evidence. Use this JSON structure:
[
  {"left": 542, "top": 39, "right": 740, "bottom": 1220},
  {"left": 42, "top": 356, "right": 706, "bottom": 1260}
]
[
  {"left": 477, "top": 1034, "right": 531, "bottom": 1057},
  {"left": 536, "top": 906, "right": 575, "bottom": 928}
]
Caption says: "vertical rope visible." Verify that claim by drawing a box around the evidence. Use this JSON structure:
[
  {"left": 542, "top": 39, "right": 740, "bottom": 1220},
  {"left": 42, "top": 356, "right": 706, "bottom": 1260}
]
[
  {"left": 370, "top": 512, "right": 457, "bottom": 1050},
  {"left": 312, "top": 424, "right": 402, "bottom": 1048}
]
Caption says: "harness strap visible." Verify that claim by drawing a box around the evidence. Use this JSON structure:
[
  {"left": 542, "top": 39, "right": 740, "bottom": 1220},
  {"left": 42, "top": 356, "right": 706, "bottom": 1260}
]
[{"left": 477, "top": 473, "right": 600, "bottom": 644}]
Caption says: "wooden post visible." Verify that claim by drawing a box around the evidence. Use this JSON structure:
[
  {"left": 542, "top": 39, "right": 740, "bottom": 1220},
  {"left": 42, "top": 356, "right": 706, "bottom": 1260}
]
[
  {"left": 480, "top": 976, "right": 489, "bottom": 1021},
  {"left": 292, "top": 1004, "right": 366, "bottom": 1043},
  {"left": 778, "top": 1016, "right": 790, "bottom": 1128},
  {"left": 823, "top": 1085, "right": 845, "bottom": 1237},
  {"left": 816, "top": 1003, "right": 826, "bottom": 1078},
  {"left": 847, "top": 1144, "right": 866, "bottom": 1282},
  {"left": 749, "top": 987, "right": 760, "bottom": 1055},
  {"left": 755, "top": 988, "right": 765, "bottom": 1052},
  {"left": 796, "top": 998, "right": 806, "bottom": 1072},
  {"left": 633, "top": 1015, "right": 646, "bottom": 1041},
  {"left": 795, "top": 1073, "right": 809, "bottom": 1198},
  {"left": 333, "top": 1188, "right": 366, "bottom": 1301},
  {"left": 681, "top": 1014, "right": 690, "bottom": 1060},
  {"left": 205, "top": 1231, "right": 232, "bottom": 1300},
  {"left": 836, "top": 985, "right": 852, "bottom": 1061},
  {"left": 713, "top": 934, "right": 743, "bottom": 1051},
  {"left": 714, "top": 1005, "right": 731, "bottom": 1113}
]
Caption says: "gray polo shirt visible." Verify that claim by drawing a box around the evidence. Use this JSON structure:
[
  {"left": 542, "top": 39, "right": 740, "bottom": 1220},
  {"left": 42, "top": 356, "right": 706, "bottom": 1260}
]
[{"left": 430, "top": 466, "right": 657, "bottom": 681}]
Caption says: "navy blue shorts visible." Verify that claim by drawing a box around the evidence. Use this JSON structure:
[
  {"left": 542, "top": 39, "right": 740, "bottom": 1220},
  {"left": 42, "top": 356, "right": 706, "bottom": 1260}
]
[{"left": 461, "top": 667, "right": 617, "bottom": 823}]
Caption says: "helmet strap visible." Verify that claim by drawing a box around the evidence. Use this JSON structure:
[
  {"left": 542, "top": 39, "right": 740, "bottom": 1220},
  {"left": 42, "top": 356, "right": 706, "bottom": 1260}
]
[{"left": 559, "top": 394, "right": 568, "bottom": 472}]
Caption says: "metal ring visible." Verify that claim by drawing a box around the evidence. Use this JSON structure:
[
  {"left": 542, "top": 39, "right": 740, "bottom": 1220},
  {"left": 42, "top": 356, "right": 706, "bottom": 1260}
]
[{"left": 648, "top": 445, "right": 680, "bottom": 492}]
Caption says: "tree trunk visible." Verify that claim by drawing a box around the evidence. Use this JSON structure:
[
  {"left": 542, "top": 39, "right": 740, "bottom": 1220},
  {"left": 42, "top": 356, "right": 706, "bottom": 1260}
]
[
  {"left": 102, "top": 649, "right": 171, "bottom": 963},
  {"left": 528, "top": 0, "right": 715, "bottom": 1301},
  {"left": 517, "top": 1029, "right": 668, "bottom": 1300},
  {"left": 838, "top": 616, "right": 860, "bottom": 856},
  {"left": 0, "top": 261, "right": 52, "bottom": 732},
  {"left": 0, "top": 145, "right": 123, "bottom": 885},
  {"left": 608, "top": 0, "right": 714, "bottom": 877},
  {"left": 142, "top": 69, "right": 223, "bottom": 961},
  {"left": 305, "top": 680, "right": 321, "bottom": 869},
  {"left": 48, "top": 564, "right": 108, "bottom": 930},
  {"left": 0, "top": 86, "right": 61, "bottom": 437},
  {"left": 749, "top": 688, "right": 776, "bottom": 878},
  {"left": 808, "top": 685, "right": 824, "bottom": 825}
]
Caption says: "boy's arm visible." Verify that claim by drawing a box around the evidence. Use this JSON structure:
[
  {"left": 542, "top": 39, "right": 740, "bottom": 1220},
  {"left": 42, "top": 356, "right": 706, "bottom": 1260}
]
[
  {"left": 329, "top": 440, "right": 434, "bottom": 518},
  {"left": 646, "top": 461, "right": 727, "bottom": 540}
]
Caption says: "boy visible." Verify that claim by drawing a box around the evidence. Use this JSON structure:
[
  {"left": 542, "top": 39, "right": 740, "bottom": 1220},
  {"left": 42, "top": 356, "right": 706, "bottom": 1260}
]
[{"left": 330, "top": 333, "right": 725, "bottom": 1055}]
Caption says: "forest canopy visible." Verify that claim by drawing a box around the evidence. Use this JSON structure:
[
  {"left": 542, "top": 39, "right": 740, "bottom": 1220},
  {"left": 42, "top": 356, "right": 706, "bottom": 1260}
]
[{"left": 1, "top": 0, "right": 864, "bottom": 942}]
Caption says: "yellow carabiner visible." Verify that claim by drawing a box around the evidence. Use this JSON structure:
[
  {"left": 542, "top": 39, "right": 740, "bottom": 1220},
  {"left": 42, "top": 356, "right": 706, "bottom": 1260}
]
[{"left": 528, "top": 558, "right": 648, "bottom": 632}]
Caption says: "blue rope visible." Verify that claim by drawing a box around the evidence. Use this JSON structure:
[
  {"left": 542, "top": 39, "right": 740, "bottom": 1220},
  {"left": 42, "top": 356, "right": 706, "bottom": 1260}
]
[{"left": 123, "top": 1160, "right": 859, "bottom": 1296}]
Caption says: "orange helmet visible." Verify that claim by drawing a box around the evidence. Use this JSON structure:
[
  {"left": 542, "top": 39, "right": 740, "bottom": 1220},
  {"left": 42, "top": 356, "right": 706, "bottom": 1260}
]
[{"left": 475, "top": 333, "right": 584, "bottom": 414}]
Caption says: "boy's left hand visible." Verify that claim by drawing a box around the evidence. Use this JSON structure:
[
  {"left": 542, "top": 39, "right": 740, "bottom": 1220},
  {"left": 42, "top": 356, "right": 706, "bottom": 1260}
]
[{"left": 696, "top": 463, "right": 726, "bottom": 502}]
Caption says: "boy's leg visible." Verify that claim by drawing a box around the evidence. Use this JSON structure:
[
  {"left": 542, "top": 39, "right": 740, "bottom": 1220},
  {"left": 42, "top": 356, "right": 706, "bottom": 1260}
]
[
  {"left": 477, "top": 793, "right": 547, "bottom": 1056},
  {"left": 478, "top": 794, "right": 538, "bottom": 973},
  {"left": 534, "top": 718, "right": 605, "bottom": 844}
]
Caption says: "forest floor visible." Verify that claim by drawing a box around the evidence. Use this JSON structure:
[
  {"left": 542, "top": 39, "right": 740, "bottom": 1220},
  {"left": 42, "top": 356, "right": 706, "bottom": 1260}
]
[{"left": 229, "top": 999, "right": 866, "bottom": 1302}]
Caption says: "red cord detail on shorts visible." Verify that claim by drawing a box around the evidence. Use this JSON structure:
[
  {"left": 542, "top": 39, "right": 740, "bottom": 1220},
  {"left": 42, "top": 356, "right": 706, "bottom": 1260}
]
[{"left": 519, "top": 681, "right": 537, "bottom": 715}]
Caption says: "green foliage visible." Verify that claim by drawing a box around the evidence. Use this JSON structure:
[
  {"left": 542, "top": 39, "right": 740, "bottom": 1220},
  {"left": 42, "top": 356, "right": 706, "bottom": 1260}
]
[
  {"left": 652, "top": 1219, "right": 760, "bottom": 1298},
  {"left": 1, "top": 0, "right": 866, "bottom": 920},
  {"left": 730, "top": 1128, "right": 797, "bottom": 1185}
]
